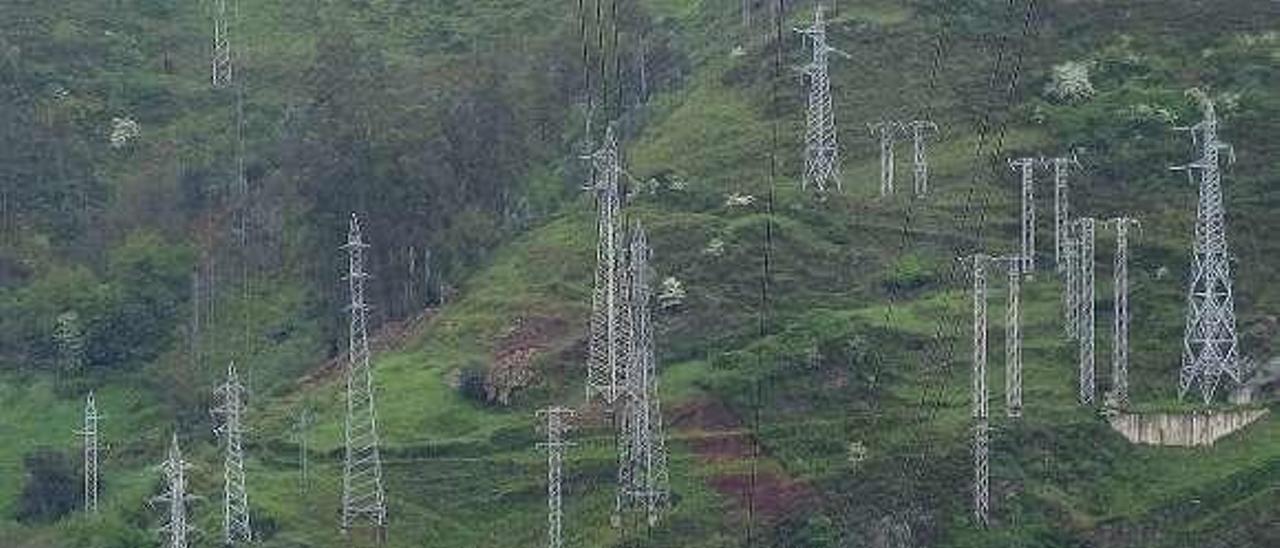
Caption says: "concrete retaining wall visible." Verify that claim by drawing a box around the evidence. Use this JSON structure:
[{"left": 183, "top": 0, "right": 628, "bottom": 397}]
[{"left": 1108, "top": 408, "right": 1269, "bottom": 447}]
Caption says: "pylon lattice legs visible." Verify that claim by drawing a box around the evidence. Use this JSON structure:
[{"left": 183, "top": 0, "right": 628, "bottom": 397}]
[
  {"left": 539, "top": 408, "right": 576, "bottom": 548},
  {"left": 1005, "top": 260, "right": 1022, "bottom": 418},
  {"left": 1077, "top": 218, "right": 1096, "bottom": 405}
]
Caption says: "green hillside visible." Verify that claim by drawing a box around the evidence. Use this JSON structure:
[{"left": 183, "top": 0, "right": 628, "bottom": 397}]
[{"left": 1, "top": 0, "right": 1279, "bottom": 547}]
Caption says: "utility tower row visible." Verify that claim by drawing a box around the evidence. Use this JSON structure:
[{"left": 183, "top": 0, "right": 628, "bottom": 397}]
[
  {"left": 967, "top": 253, "right": 1025, "bottom": 528},
  {"left": 794, "top": 6, "right": 940, "bottom": 197},
  {"left": 869, "top": 120, "right": 938, "bottom": 197},
  {"left": 558, "top": 121, "right": 671, "bottom": 545},
  {"left": 147, "top": 214, "right": 387, "bottom": 546}
]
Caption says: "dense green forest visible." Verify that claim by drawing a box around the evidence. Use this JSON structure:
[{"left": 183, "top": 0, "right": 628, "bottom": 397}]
[{"left": 1, "top": 0, "right": 1278, "bottom": 546}]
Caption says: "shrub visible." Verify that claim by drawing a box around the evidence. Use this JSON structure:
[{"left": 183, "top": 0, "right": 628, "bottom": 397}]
[{"left": 15, "top": 448, "right": 77, "bottom": 523}]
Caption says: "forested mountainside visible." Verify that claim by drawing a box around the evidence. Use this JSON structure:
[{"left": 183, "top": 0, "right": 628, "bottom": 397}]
[{"left": 1, "top": 0, "right": 1278, "bottom": 546}]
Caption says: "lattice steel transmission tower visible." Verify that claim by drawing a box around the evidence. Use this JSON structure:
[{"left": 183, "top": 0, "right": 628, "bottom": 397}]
[
  {"left": 295, "top": 407, "right": 313, "bottom": 495},
  {"left": 1173, "top": 96, "right": 1241, "bottom": 403},
  {"left": 213, "top": 362, "right": 252, "bottom": 544},
  {"left": 585, "top": 126, "right": 627, "bottom": 405},
  {"left": 1047, "top": 155, "right": 1080, "bottom": 271},
  {"left": 1001, "top": 257, "right": 1023, "bottom": 418},
  {"left": 341, "top": 214, "right": 388, "bottom": 538},
  {"left": 796, "top": 6, "right": 846, "bottom": 193},
  {"left": 967, "top": 254, "right": 989, "bottom": 528},
  {"left": 1076, "top": 217, "right": 1097, "bottom": 405},
  {"left": 538, "top": 407, "right": 576, "bottom": 548},
  {"left": 1108, "top": 218, "right": 1140, "bottom": 408},
  {"left": 211, "top": 0, "right": 233, "bottom": 89},
  {"left": 868, "top": 121, "right": 900, "bottom": 196},
  {"left": 1009, "top": 158, "right": 1038, "bottom": 274},
  {"left": 614, "top": 224, "right": 670, "bottom": 527},
  {"left": 905, "top": 120, "right": 938, "bottom": 196},
  {"left": 1063, "top": 221, "right": 1079, "bottom": 339},
  {"left": 77, "top": 391, "right": 100, "bottom": 514},
  {"left": 154, "top": 434, "right": 195, "bottom": 548}
]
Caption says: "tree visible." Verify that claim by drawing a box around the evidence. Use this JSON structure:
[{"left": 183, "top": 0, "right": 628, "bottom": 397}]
[{"left": 15, "top": 449, "right": 77, "bottom": 523}]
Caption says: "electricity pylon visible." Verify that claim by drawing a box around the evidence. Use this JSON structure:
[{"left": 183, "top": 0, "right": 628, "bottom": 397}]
[
  {"left": 211, "top": 0, "right": 232, "bottom": 89},
  {"left": 1076, "top": 217, "right": 1097, "bottom": 405},
  {"left": 795, "top": 6, "right": 846, "bottom": 193},
  {"left": 1046, "top": 155, "right": 1080, "bottom": 271},
  {"left": 1009, "top": 157, "right": 1038, "bottom": 274},
  {"left": 1107, "top": 217, "right": 1140, "bottom": 408},
  {"left": 295, "top": 406, "right": 313, "bottom": 495},
  {"left": 1172, "top": 95, "right": 1241, "bottom": 403},
  {"left": 341, "top": 214, "right": 388, "bottom": 538},
  {"left": 967, "top": 254, "right": 990, "bottom": 528},
  {"left": 905, "top": 120, "right": 938, "bottom": 196},
  {"left": 585, "top": 125, "right": 627, "bottom": 405},
  {"left": 1002, "top": 257, "right": 1023, "bottom": 418},
  {"left": 538, "top": 407, "right": 576, "bottom": 548},
  {"left": 868, "top": 121, "right": 900, "bottom": 196},
  {"left": 77, "top": 391, "right": 100, "bottom": 514},
  {"left": 615, "top": 223, "right": 670, "bottom": 527},
  {"left": 154, "top": 434, "right": 195, "bottom": 548},
  {"left": 213, "top": 362, "right": 252, "bottom": 544},
  {"left": 1063, "top": 221, "right": 1079, "bottom": 338}
]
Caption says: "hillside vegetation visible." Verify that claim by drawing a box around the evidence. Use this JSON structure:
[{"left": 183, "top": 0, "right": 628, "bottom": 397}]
[{"left": 1, "top": 0, "right": 1279, "bottom": 547}]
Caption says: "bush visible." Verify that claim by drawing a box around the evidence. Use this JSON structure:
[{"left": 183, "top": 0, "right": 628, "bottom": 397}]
[
  {"left": 457, "top": 367, "right": 489, "bottom": 404},
  {"left": 15, "top": 448, "right": 78, "bottom": 523}
]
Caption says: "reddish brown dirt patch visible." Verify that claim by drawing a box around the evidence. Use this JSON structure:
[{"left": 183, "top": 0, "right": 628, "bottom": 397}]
[
  {"left": 671, "top": 397, "right": 815, "bottom": 520},
  {"left": 486, "top": 315, "right": 570, "bottom": 404},
  {"left": 708, "top": 472, "right": 816, "bottom": 521}
]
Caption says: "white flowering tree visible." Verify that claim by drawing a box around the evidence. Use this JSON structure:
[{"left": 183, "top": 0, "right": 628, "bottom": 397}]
[{"left": 1044, "top": 61, "right": 1096, "bottom": 103}]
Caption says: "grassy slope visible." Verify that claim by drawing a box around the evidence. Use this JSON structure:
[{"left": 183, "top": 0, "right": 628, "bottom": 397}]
[{"left": 3, "top": 0, "right": 1280, "bottom": 546}]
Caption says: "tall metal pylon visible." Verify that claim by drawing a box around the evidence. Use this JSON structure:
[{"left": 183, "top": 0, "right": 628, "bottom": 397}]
[
  {"left": 1076, "top": 217, "right": 1097, "bottom": 405},
  {"left": 211, "top": 0, "right": 233, "bottom": 89},
  {"left": 795, "top": 6, "right": 846, "bottom": 193},
  {"left": 1047, "top": 155, "right": 1080, "bottom": 271},
  {"left": 1107, "top": 218, "right": 1140, "bottom": 408},
  {"left": 77, "top": 391, "right": 100, "bottom": 514},
  {"left": 295, "top": 406, "right": 313, "bottom": 495},
  {"left": 905, "top": 120, "right": 938, "bottom": 196},
  {"left": 1009, "top": 158, "right": 1038, "bottom": 274},
  {"left": 585, "top": 126, "right": 627, "bottom": 405},
  {"left": 213, "top": 362, "right": 252, "bottom": 544},
  {"left": 154, "top": 434, "right": 195, "bottom": 548},
  {"left": 1063, "top": 221, "right": 1079, "bottom": 339},
  {"left": 1002, "top": 257, "right": 1023, "bottom": 418},
  {"left": 1172, "top": 96, "right": 1241, "bottom": 403},
  {"left": 341, "top": 214, "right": 388, "bottom": 538},
  {"left": 868, "top": 121, "right": 900, "bottom": 196},
  {"left": 968, "top": 254, "right": 990, "bottom": 528},
  {"left": 538, "top": 407, "right": 576, "bottom": 548},
  {"left": 614, "top": 223, "right": 670, "bottom": 526}
]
